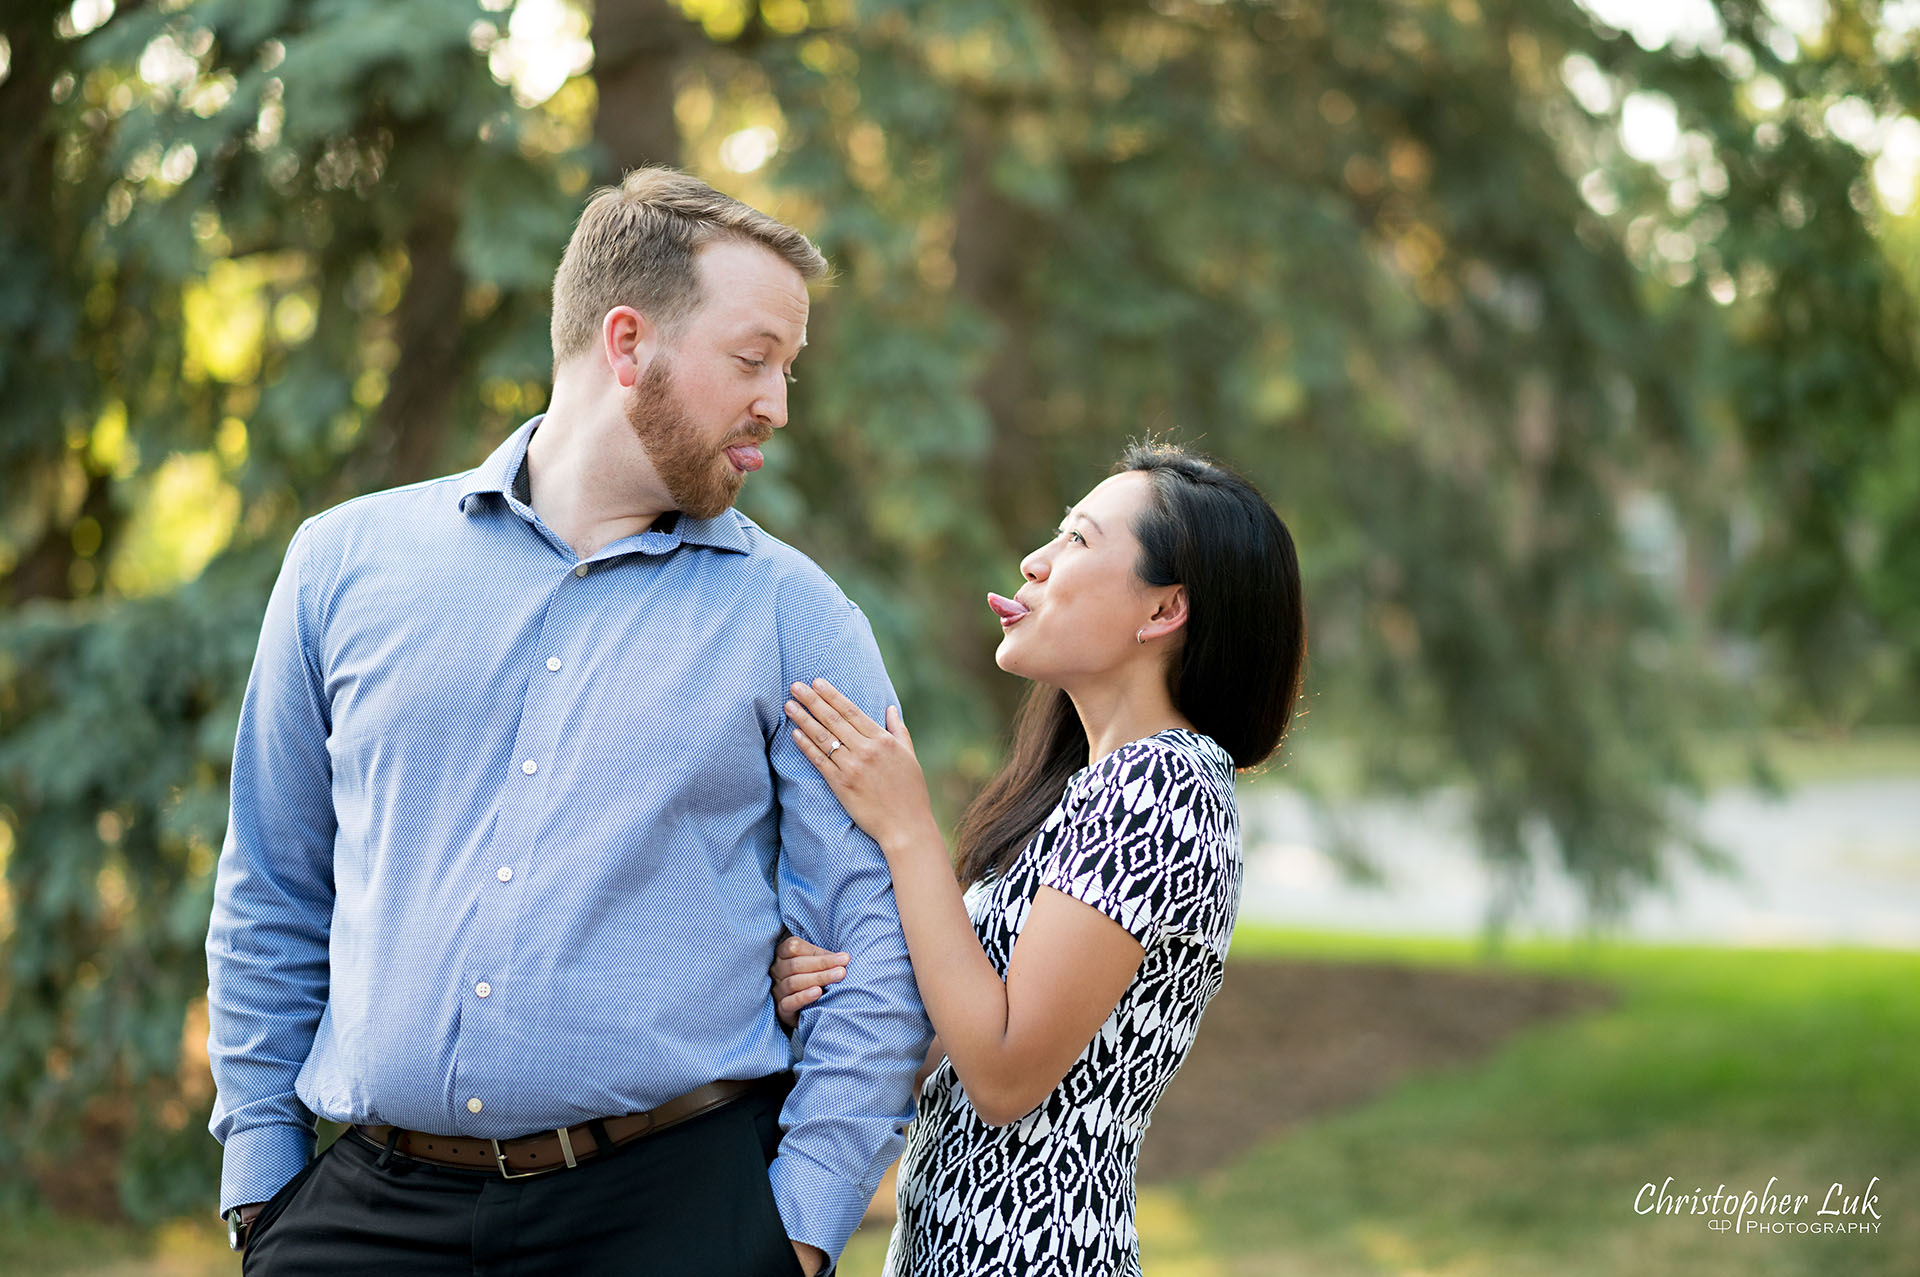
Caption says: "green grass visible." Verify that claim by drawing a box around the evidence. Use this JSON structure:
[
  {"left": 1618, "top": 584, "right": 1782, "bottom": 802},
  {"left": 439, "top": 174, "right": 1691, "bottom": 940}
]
[
  {"left": 14, "top": 928, "right": 1915, "bottom": 1275},
  {"left": 0, "top": 1210, "right": 234, "bottom": 1276},
  {"left": 1269, "top": 725, "right": 1920, "bottom": 798},
  {"left": 1687, "top": 726, "right": 1920, "bottom": 788},
  {"left": 1128, "top": 927, "right": 1920, "bottom": 1276}
]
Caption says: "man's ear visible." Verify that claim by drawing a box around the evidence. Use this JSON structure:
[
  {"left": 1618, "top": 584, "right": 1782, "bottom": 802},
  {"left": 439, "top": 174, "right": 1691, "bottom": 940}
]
[
  {"left": 601, "top": 305, "right": 658, "bottom": 389},
  {"left": 1141, "top": 585, "right": 1189, "bottom": 642}
]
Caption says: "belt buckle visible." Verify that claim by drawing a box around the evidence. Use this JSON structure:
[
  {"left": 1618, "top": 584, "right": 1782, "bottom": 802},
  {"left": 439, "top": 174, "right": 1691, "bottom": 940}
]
[{"left": 490, "top": 1130, "right": 572, "bottom": 1181}]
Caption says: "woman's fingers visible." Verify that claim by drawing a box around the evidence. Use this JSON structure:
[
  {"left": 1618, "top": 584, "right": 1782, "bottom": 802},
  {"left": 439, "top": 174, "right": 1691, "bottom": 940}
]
[
  {"left": 774, "top": 963, "right": 847, "bottom": 1001},
  {"left": 777, "top": 934, "right": 837, "bottom": 961},
  {"left": 770, "top": 935, "right": 849, "bottom": 1030},
  {"left": 791, "top": 728, "right": 831, "bottom": 772},
  {"left": 885, "top": 704, "right": 914, "bottom": 752},
  {"left": 812, "top": 680, "right": 878, "bottom": 737},
  {"left": 784, "top": 699, "right": 838, "bottom": 757},
  {"left": 771, "top": 949, "right": 850, "bottom": 979},
  {"left": 774, "top": 962, "right": 847, "bottom": 1029},
  {"left": 790, "top": 679, "right": 868, "bottom": 744},
  {"left": 789, "top": 718, "right": 841, "bottom": 776},
  {"left": 777, "top": 984, "right": 824, "bottom": 1026}
]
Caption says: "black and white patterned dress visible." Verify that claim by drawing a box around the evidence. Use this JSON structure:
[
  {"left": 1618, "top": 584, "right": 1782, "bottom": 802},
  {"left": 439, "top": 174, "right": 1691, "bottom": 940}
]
[{"left": 883, "top": 729, "right": 1243, "bottom": 1277}]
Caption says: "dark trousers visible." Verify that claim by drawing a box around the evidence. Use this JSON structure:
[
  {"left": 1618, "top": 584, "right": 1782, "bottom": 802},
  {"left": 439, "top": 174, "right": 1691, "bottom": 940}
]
[{"left": 244, "top": 1083, "right": 806, "bottom": 1276}]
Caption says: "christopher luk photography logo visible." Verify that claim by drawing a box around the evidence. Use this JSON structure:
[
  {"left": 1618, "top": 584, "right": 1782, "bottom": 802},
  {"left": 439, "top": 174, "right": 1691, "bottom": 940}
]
[{"left": 1634, "top": 1175, "right": 1883, "bottom": 1235}]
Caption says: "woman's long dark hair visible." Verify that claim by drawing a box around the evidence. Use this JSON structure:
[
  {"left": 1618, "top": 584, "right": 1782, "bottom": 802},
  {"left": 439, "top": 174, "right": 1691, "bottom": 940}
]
[{"left": 953, "top": 442, "right": 1306, "bottom": 887}]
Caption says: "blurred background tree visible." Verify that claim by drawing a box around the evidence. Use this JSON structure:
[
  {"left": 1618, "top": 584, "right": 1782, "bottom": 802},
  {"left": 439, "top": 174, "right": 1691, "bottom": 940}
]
[{"left": 1, "top": 0, "right": 1915, "bottom": 1221}]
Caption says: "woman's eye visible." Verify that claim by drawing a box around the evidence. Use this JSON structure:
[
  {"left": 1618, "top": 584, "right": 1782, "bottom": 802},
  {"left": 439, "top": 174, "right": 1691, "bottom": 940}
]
[{"left": 1055, "top": 527, "right": 1085, "bottom": 546}]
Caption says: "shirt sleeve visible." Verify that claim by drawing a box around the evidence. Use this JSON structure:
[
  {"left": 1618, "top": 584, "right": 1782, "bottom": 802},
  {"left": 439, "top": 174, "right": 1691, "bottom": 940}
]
[
  {"left": 766, "top": 578, "right": 933, "bottom": 1264},
  {"left": 205, "top": 519, "right": 338, "bottom": 1214},
  {"left": 1041, "top": 741, "right": 1211, "bottom": 950}
]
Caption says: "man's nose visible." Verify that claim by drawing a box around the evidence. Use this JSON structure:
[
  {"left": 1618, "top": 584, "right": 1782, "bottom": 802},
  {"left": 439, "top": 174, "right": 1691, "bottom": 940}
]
[{"left": 752, "top": 378, "right": 789, "bottom": 430}]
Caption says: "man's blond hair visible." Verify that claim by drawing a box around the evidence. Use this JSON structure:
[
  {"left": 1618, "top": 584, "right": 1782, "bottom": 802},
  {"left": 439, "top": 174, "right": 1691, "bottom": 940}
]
[{"left": 549, "top": 166, "right": 827, "bottom": 371}]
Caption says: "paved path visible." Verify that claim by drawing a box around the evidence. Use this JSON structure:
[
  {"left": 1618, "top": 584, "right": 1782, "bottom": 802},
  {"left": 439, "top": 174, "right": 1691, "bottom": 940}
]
[{"left": 1238, "top": 775, "right": 1920, "bottom": 947}]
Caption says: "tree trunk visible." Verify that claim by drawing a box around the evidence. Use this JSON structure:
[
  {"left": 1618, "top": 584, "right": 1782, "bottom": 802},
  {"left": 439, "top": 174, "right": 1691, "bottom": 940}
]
[
  {"left": 952, "top": 104, "right": 1048, "bottom": 541},
  {"left": 589, "top": 0, "right": 697, "bottom": 176},
  {"left": 356, "top": 183, "right": 468, "bottom": 489},
  {"left": 950, "top": 104, "right": 1047, "bottom": 728},
  {"left": 1, "top": 2, "right": 97, "bottom": 604}
]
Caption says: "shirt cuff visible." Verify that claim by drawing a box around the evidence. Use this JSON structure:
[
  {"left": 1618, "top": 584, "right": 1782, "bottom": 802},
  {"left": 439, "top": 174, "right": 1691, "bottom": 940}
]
[
  {"left": 219, "top": 1122, "right": 316, "bottom": 1216},
  {"left": 767, "top": 1146, "right": 876, "bottom": 1266}
]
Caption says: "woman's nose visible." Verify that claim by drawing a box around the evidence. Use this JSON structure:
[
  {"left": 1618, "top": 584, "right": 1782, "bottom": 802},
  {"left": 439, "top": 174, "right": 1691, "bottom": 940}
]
[{"left": 1021, "top": 550, "right": 1048, "bottom": 582}]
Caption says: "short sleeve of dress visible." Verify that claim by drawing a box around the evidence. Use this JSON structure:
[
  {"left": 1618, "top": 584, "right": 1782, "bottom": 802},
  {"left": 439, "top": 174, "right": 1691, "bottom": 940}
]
[{"left": 1039, "top": 739, "right": 1221, "bottom": 951}]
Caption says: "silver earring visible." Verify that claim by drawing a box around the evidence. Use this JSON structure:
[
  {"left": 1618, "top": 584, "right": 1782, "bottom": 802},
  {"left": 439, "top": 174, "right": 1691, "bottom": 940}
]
[{"left": 1136, "top": 629, "right": 1147, "bottom": 645}]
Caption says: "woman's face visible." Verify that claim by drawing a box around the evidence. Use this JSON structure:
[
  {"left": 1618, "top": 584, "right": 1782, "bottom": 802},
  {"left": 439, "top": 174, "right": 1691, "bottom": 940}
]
[{"left": 992, "top": 471, "right": 1171, "bottom": 686}]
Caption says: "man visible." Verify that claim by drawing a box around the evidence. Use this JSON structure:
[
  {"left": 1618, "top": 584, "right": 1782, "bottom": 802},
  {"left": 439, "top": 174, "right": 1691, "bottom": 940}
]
[{"left": 207, "top": 167, "right": 931, "bottom": 1274}]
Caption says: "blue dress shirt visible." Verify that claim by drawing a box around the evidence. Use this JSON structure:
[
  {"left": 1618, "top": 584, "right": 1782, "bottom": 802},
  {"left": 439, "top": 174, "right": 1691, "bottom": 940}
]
[{"left": 206, "top": 416, "right": 932, "bottom": 1261}]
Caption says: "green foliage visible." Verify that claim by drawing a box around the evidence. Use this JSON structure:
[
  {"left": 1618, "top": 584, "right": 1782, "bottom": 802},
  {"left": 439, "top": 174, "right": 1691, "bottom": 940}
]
[
  {"left": 753, "top": 0, "right": 1918, "bottom": 919},
  {"left": 1, "top": 0, "right": 577, "bottom": 1215},
  {"left": 0, "top": 0, "right": 1915, "bottom": 1221},
  {"left": 0, "top": 550, "right": 270, "bottom": 1216}
]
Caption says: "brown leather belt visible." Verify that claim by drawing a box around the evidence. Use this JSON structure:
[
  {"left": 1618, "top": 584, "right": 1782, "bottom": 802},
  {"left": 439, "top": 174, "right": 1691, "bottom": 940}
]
[{"left": 351, "top": 1077, "right": 766, "bottom": 1180}]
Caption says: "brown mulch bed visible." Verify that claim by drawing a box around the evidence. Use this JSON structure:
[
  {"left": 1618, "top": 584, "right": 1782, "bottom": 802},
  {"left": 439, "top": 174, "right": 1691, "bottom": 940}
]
[
  {"left": 861, "top": 955, "right": 1616, "bottom": 1225},
  {"left": 1136, "top": 956, "right": 1617, "bottom": 1183}
]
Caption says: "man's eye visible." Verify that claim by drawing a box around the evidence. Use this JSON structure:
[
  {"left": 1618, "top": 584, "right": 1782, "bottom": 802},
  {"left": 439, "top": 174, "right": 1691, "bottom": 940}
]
[{"left": 740, "top": 358, "right": 796, "bottom": 386}]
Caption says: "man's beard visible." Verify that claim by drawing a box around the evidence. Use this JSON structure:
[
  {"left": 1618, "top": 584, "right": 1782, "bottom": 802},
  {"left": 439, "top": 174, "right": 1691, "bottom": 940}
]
[{"left": 624, "top": 355, "right": 752, "bottom": 521}]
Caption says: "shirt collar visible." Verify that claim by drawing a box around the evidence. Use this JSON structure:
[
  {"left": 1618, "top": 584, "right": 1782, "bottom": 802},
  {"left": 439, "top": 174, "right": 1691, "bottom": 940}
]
[
  {"left": 457, "top": 415, "right": 752, "bottom": 556},
  {"left": 456, "top": 417, "right": 539, "bottom": 511}
]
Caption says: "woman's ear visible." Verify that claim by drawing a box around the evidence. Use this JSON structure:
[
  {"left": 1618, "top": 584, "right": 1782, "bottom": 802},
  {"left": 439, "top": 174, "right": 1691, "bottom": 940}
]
[{"left": 1141, "top": 585, "right": 1189, "bottom": 643}]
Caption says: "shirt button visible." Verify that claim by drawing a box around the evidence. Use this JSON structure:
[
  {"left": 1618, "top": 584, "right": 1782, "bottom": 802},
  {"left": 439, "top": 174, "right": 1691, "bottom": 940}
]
[
  {"left": 547, "top": 657, "right": 562, "bottom": 672},
  {"left": 475, "top": 981, "right": 491, "bottom": 998},
  {"left": 573, "top": 564, "right": 589, "bottom": 577},
  {"left": 467, "top": 1097, "right": 484, "bottom": 1114},
  {"left": 497, "top": 866, "right": 513, "bottom": 882},
  {"left": 521, "top": 759, "right": 537, "bottom": 775}
]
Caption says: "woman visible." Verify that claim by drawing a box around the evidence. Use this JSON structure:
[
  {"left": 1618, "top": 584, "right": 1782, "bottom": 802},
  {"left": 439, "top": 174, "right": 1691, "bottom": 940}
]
[{"left": 778, "top": 442, "right": 1304, "bottom": 1276}]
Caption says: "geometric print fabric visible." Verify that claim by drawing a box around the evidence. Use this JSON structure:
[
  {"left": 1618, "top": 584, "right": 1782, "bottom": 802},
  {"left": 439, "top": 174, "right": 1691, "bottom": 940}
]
[{"left": 883, "top": 729, "right": 1243, "bottom": 1276}]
